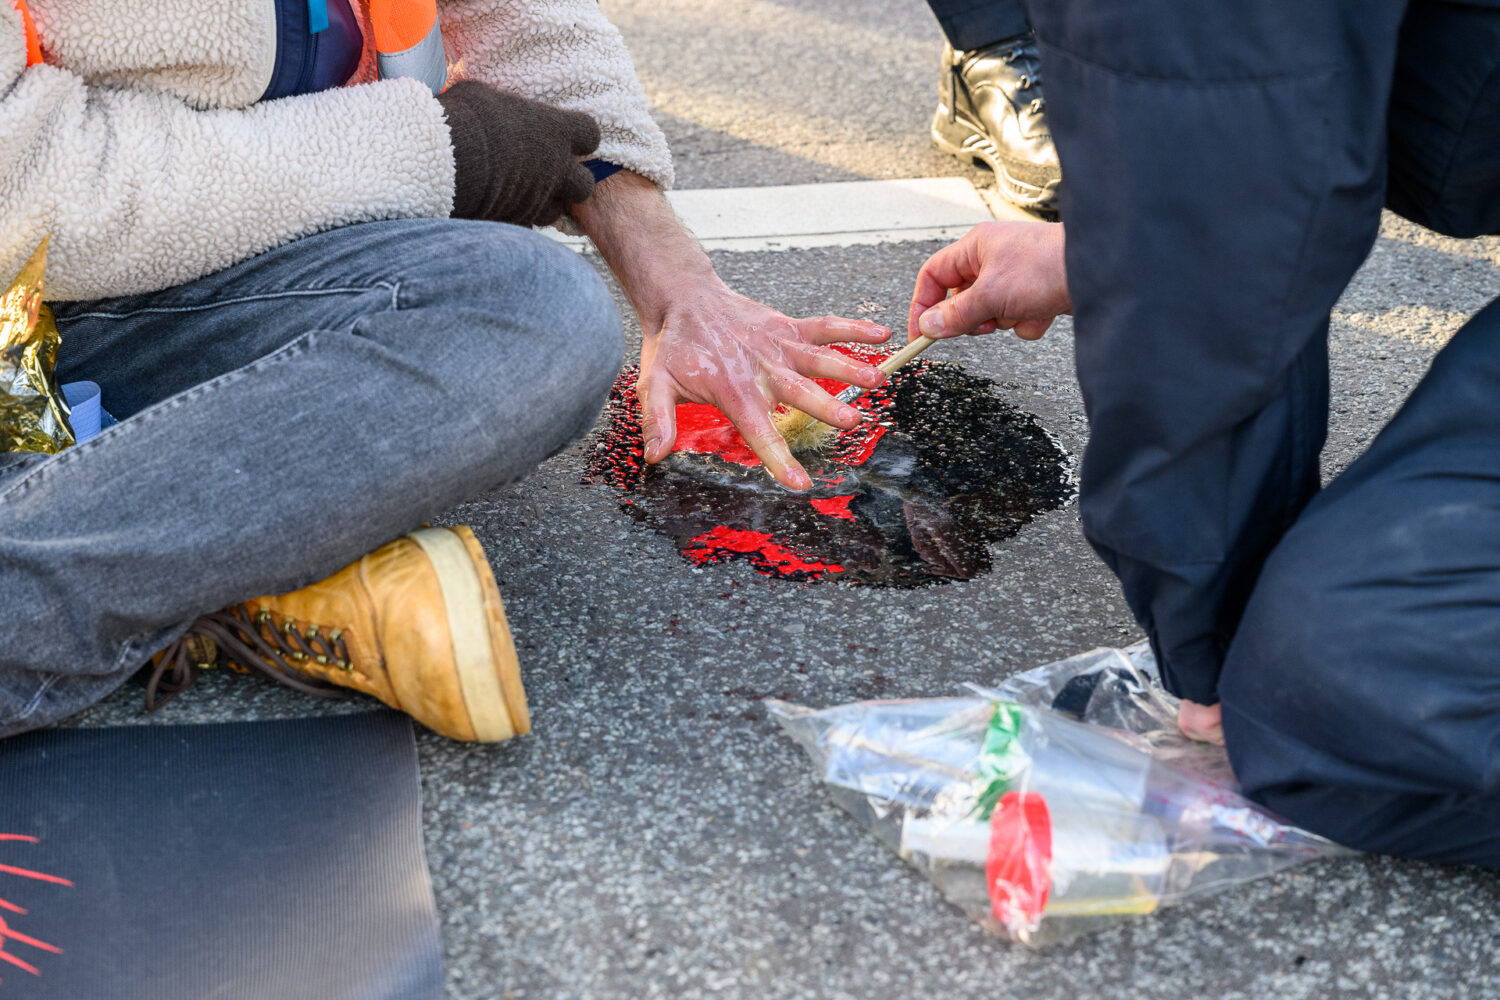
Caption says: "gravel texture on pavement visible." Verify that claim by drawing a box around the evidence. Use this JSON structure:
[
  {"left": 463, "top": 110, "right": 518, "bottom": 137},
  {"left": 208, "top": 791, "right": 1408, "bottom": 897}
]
[
  {"left": 76, "top": 223, "right": 1500, "bottom": 999},
  {"left": 63, "top": 1, "right": 1500, "bottom": 995},
  {"left": 599, "top": 0, "right": 992, "bottom": 190}
]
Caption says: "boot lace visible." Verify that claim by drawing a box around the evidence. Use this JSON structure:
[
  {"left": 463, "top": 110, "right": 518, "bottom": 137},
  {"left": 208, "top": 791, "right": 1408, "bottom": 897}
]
[
  {"left": 987, "top": 45, "right": 1046, "bottom": 112},
  {"left": 145, "top": 605, "right": 353, "bottom": 710}
]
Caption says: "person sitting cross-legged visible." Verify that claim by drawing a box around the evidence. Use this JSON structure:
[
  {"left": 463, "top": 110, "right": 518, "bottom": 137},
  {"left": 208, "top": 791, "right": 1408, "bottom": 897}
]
[{"left": 0, "top": 0, "right": 891, "bottom": 742}]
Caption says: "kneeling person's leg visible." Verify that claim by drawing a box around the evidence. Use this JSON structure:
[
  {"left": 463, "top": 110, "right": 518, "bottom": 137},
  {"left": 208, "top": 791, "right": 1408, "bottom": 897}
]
[
  {"left": 1220, "top": 297, "right": 1500, "bottom": 866},
  {"left": 926, "top": 0, "right": 1029, "bottom": 50}
]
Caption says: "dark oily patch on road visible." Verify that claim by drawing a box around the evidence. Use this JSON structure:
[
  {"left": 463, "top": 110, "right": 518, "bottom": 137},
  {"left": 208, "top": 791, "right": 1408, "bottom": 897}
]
[{"left": 585, "top": 348, "right": 1075, "bottom": 587}]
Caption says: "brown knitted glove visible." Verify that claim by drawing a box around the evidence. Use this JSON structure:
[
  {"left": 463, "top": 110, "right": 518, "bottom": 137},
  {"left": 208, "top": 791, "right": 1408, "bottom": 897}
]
[{"left": 437, "top": 80, "right": 602, "bottom": 228}]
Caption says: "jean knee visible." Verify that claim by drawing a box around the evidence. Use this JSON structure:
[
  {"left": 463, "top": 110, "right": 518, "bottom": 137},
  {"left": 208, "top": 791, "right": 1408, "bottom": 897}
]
[
  {"left": 423, "top": 230, "right": 620, "bottom": 463},
  {"left": 485, "top": 225, "right": 622, "bottom": 370},
  {"left": 532, "top": 243, "right": 623, "bottom": 436},
  {"left": 561, "top": 248, "right": 626, "bottom": 392}
]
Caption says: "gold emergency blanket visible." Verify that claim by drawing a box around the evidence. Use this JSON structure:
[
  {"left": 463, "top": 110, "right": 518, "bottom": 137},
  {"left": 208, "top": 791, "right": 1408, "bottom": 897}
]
[{"left": 1, "top": 237, "right": 74, "bottom": 454}]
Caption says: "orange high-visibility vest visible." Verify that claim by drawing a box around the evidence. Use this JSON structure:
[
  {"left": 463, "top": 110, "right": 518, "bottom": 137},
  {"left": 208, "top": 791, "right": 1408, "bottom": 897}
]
[
  {"left": 368, "top": 0, "right": 447, "bottom": 95},
  {"left": 11, "top": 0, "right": 41, "bottom": 66},
  {"left": 7, "top": 0, "right": 444, "bottom": 88}
]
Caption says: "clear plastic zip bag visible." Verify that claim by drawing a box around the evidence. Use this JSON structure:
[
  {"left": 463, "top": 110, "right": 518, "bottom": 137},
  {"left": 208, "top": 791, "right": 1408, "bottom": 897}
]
[{"left": 770, "top": 645, "right": 1351, "bottom": 946}]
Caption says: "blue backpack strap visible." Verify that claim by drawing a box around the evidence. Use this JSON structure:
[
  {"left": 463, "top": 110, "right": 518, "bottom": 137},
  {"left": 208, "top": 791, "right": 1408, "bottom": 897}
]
[{"left": 262, "top": 0, "right": 363, "bottom": 102}]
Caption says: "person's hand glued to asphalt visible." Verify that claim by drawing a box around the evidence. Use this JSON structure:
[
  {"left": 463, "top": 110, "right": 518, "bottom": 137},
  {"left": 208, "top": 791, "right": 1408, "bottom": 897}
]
[
  {"left": 637, "top": 287, "right": 894, "bottom": 492},
  {"left": 438, "top": 80, "right": 602, "bottom": 228}
]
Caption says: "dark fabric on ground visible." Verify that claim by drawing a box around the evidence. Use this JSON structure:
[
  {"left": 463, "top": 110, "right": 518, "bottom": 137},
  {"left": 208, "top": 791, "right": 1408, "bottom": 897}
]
[{"left": 0, "top": 712, "right": 441, "bottom": 999}]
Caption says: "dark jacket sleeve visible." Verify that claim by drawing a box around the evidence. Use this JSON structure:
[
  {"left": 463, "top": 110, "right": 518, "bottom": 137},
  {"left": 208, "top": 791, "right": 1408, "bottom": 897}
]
[
  {"left": 1386, "top": 2, "right": 1500, "bottom": 239},
  {"left": 1024, "top": 0, "right": 1409, "bottom": 703}
]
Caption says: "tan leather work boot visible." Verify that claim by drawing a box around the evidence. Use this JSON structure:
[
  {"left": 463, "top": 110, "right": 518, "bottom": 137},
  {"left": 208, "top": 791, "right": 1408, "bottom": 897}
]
[{"left": 147, "top": 526, "right": 529, "bottom": 742}]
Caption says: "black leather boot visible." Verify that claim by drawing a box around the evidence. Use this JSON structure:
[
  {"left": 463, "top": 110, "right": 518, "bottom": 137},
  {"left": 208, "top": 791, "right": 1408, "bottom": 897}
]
[{"left": 931, "top": 35, "right": 1060, "bottom": 214}]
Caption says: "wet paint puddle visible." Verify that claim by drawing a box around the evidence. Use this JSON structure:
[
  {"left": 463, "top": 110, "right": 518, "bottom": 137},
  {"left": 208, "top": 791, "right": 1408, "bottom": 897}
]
[{"left": 585, "top": 345, "right": 1074, "bottom": 588}]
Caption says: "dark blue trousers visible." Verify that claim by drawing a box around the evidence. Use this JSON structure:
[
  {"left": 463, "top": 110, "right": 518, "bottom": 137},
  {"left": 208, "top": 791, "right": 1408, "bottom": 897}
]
[
  {"left": 1223, "top": 300, "right": 1500, "bottom": 865},
  {"left": 925, "top": 0, "right": 1029, "bottom": 50},
  {"left": 1027, "top": 0, "right": 1500, "bottom": 865}
]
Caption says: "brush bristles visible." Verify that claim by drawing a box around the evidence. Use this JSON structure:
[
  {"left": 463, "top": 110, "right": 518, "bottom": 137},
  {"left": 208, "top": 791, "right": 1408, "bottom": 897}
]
[{"left": 772, "top": 406, "right": 839, "bottom": 453}]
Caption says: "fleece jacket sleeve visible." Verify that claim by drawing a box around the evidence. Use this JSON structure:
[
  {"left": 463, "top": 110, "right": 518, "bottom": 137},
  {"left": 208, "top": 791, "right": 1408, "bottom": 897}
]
[
  {"left": 437, "top": 0, "right": 673, "bottom": 191},
  {"left": 0, "top": 3, "right": 456, "bottom": 302}
]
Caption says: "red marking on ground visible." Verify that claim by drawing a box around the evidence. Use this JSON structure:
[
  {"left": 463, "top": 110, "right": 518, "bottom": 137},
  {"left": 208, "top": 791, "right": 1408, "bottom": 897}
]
[
  {"left": 684, "top": 526, "right": 845, "bottom": 579},
  {"left": 668, "top": 345, "right": 890, "bottom": 469},
  {"left": 809, "top": 495, "right": 855, "bottom": 520},
  {"left": 836, "top": 423, "right": 886, "bottom": 465},
  {"left": 0, "top": 864, "right": 71, "bottom": 887},
  {"left": 671, "top": 387, "right": 888, "bottom": 469},
  {"left": 672, "top": 402, "right": 761, "bottom": 467},
  {"left": 0, "top": 834, "right": 70, "bottom": 983}
]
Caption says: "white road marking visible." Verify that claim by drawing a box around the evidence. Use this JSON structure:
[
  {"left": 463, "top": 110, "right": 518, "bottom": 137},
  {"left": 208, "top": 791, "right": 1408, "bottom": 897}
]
[{"left": 554, "top": 177, "right": 1032, "bottom": 252}]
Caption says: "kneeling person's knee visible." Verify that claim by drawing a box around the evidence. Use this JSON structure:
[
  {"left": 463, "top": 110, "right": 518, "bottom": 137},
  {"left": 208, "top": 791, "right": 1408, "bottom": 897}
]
[
  {"left": 1217, "top": 522, "right": 1391, "bottom": 803},
  {"left": 1220, "top": 518, "right": 1500, "bottom": 856}
]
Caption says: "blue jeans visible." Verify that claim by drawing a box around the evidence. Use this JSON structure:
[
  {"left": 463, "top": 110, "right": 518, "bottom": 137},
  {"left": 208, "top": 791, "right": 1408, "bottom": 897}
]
[{"left": 0, "top": 219, "right": 622, "bottom": 737}]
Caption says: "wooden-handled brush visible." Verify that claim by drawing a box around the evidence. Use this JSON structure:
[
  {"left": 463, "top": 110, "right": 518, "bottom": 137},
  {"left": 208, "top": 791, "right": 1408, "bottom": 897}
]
[{"left": 773, "top": 335, "right": 938, "bottom": 452}]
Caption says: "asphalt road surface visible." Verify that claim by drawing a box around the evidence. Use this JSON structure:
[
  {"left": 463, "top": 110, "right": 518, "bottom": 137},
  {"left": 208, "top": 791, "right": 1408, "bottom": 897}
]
[{"left": 73, "top": 2, "right": 1500, "bottom": 997}]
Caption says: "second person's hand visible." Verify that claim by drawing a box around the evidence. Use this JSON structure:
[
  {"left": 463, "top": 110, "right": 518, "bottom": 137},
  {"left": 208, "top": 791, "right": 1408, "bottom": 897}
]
[{"left": 908, "top": 221, "right": 1071, "bottom": 342}]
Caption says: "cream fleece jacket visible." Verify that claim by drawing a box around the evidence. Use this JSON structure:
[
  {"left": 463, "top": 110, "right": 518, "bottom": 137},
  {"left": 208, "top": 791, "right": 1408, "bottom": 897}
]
[{"left": 2, "top": 0, "right": 673, "bottom": 301}]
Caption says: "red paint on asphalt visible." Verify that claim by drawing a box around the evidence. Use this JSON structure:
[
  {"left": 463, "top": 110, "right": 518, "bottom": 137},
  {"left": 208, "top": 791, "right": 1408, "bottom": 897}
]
[
  {"left": 684, "top": 526, "right": 845, "bottom": 578},
  {"left": 809, "top": 495, "right": 856, "bottom": 520}
]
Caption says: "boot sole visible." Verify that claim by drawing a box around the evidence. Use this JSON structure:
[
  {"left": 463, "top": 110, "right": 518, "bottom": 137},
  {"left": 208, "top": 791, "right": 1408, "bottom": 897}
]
[
  {"left": 409, "top": 526, "right": 530, "bottom": 741},
  {"left": 931, "top": 105, "right": 1060, "bottom": 214}
]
